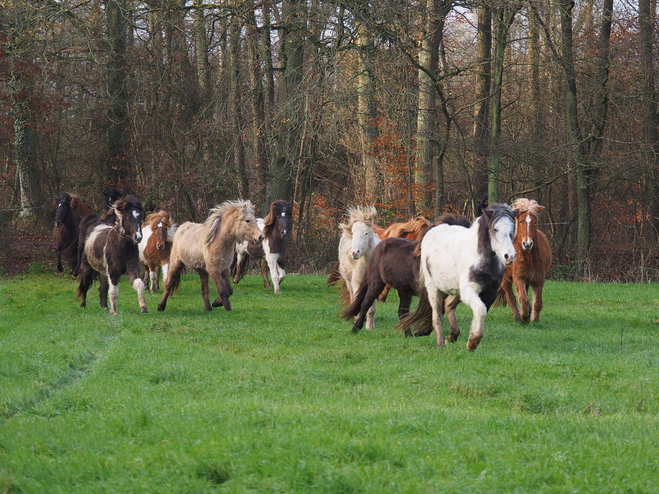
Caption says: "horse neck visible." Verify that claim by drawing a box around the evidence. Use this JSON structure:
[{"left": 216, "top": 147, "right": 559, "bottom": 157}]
[
  {"left": 474, "top": 217, "right": 495, "bottom": 259},
  {"left": 65, "top": 209, "right": 81, "bottom": 235},
  {"left": 267, "top": 229, "right": 286, "bottom": 255}
]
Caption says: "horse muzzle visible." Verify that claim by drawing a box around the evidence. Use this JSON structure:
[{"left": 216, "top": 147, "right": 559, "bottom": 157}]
[
  {"left": 522, "top": 241, "right": 534, "bottom": 251},
  {"left": 503, "top": 253, "right": 516, "bottom": 265},
  {"left": 254, "top": 234, "right": 265, "bottom": 244},
  {"left": 135, "top": 233, "right": 143, "bottom": 243},
  {"left": 351, "top": 251, "right": 362, "bottom": 260},
  {"left": 55, "top": 221, "right": 62, "bottom": 227},
  {"left": 157, "top": 243, "right": 165, "bottom": 251}
]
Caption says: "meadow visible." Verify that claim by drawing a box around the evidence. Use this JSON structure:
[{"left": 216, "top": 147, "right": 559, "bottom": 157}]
[{"left": 1, "top": 268, "right": 658, "bottom": 493}]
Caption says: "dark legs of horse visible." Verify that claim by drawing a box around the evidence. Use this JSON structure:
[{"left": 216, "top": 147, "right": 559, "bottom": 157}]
[
  {"left": 501, "top": 276, "right": 522, "bottom": 323},
  {"left": 379, "top": 285, "right": 392, "bottom": 303},
  {"left": 351, "top": 280, "right": 386, "bottom": 333},
  {"left": 158, "top": 259, "right": 183, "bottom": 311},
  {"left": 232, "top": 252, "right": 249, "bottom": 284},
  {"left": 199, "top": 270, "right": 212, "bottom": 311},
  {"left": 56, "top": 249, "right": 63, "bottom": 273},
  {"left": 530, "top": 281, "right": 545, "bottom": 322},
  {"left": 515, "top": 280, "right": 532, "bottom": 322},
  {"left": 259, "top": 258, "right": 271, "bottom": 289},
  {"left": 396, "top": 290, "right": 414, "bottom": 337},
  {"left": 211, "top": 269, "right": 233, "bottom": 311},
  {"left": 76, "top": 262, "right": 94, "bottom": 308},
  {"left": 99, "top": 275, "right": 109, "bottom": 309},
  {"left": 444, "top": 295, "right": 461, "bottom": 343}
]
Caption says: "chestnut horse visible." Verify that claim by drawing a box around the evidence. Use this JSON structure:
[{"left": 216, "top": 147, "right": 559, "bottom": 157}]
[
  {"left": 76, "top": 196, "right": 146, "bottom": 315},
  {"left": 495, "top": 198, "right": 552, "bottom": 322},
  {"left": 232, "top": 200, "right": 293, "bottom": 293},
  {"left": 158, "top": 200, "right": 264, "bottom": 312},
  {"left": 138, "top": 210, "right": 177, "bottom": 293}
]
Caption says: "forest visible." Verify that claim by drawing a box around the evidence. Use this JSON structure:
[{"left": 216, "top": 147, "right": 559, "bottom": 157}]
[{"left": 1, "top": 0, "right": 658, "bottom": 281}]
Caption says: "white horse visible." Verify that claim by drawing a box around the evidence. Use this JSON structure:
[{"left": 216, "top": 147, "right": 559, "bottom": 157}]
[
  {"left": 337, "top": 205, "right": 380, "bottom": 329},
  {"left": 398, "top": 204, "right": 518, "bottom": 350}
]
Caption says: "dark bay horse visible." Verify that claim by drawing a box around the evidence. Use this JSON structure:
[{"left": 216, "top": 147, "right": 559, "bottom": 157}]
[
  {"left": 495, "top": 198, "right": 552, "bottom": 322},
  {"left": 53, "top": 193, "right": 83, "bottom": 273},
  {"left": 397, "top": 205, "right": 518, "bottom": 350},
  {"left": 232, "top": 200, "right": 292, "bottom": 293},
  {"left": 76, "top": 196, "right": 147, "bottom": 315}
]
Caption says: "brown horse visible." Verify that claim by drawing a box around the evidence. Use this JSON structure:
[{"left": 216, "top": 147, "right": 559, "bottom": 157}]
[
  {"left": 373, "top": 216, "right": 432, "bottom": 302},
  {"left": 53, "top": 193, "right": 83, "bottom": 274},
  {"left": 76, "top": 196, "right": 146, "bottom": 315},
  {"left": 495, "top": 198, "right": 552, "bottom": 322},
  {"left": 138, "top": 210, "right": 177, "bottom": 293},
  {"left": 158, "top": 200, "right": 264, "bottom": 312}
]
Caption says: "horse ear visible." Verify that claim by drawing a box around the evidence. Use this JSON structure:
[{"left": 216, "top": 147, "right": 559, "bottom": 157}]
[
  {"left": 483, "top": 208, "right": 493, "bottom": 219},
  {"left": 511, "top": 208, "right": 520, "bottom": 218},
  {"left": 537, "top": 206, "right": 545, "bottom": 213}
]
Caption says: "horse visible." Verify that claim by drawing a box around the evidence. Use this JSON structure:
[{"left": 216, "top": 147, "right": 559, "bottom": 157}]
[
  {"left": 373, "top": 216, "right": 433, "bottom": 303},
  {"left": 157, "top": 200, "right": 264, "bottom": 312},
  {"left": 76, "top": 196, "right": 147, "bottom": 315},
  {"left": 328, "top": 205, "right": 380, "bottom": 329},
  {"left": 495, "top": 198, "right": 552, "bottom": 322},
  {"left": 232, "top": 200, "right": 293, "bottom": 293},
  {"left": 138, "top": 210, "right": 177, "bottom": 293},
  {"left": 103, "top": 188, "right": 123, "bottom": 210},
  {"left": 342, "top": 216, "right": 471, "bottom": 336},
  {"left": 53, "top": 192, "right": 83, "bottom": 273},
  {"left": 397, "top": 204, "right": 518, "bottom": 350}
]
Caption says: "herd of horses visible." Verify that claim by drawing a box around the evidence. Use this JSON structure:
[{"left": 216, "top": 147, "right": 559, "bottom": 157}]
[{"left": 52, "top": 190, "right": 551, "bottom": 352}]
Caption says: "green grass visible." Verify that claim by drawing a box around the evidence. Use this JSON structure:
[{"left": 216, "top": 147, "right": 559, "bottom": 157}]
[{"left": 1, "top": 270, "right": 659, "bottom": 493}]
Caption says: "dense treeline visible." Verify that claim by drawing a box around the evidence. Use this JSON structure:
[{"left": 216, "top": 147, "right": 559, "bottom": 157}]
[{"left": 0, "top": 0, "right": 657, "bottom": 281}]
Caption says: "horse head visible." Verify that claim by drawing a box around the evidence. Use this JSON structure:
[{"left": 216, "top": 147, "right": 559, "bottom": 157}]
[
  {"left": 232, "top": 200, "right": 264, "bottom": 245},
  {"left": 483, "top": 204, "right": 518, "bottom": 266},
  {"left": 264, "top": 200, "right": 293, "bottom": 240},
  {"left": 54, "top": 192, "right": 72, "bottom": 227},
  {"left": 512, "top": 199, "right": 545, "bottom": 252},
  {"left": 114, "top": 196, "right": 144, "bottom": 244},
  {"left": 147, "top": 211, "right": 172, "bottom": 251},
  {"left": 104, "top": 188, "right": 124, "bottom": 211},
  {"left": 340, "top": 205, "right": 377, "bottom": 260}
]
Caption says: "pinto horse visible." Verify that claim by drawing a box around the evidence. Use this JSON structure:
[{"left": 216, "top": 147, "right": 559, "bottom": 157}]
[
  {"left": 158, "top": 200, "right": 264, "bottom": 312},
  {"left": 232, "top": 200, "right": 292, "bottom": 293},
  {"left": 138, "top": 210, "right": 177, "bottom": 293},
  {"left": 495, "top": 198, "right": 552, "bottom": 322},
  {"left": 53, "top": 193, "right": 84, "bottom": 273},
  {"left": 397, "top": 204, "right": 518, "bottom": 350},
  {"left": 76, "top": 196, "right": 147, "bottom": 315},
  {"left": 327, "top": 205, "right": 380, "bottom": 329}
]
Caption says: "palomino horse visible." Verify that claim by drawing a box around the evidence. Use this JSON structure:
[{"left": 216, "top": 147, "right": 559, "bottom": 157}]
[
  {"left": 232, "top": 200, "right": 292, "bottom": 294},
  {"left": 373, "top": 216, "right": 432, "bottom": 302},
  {"left": 328, "top": 205, "right": 380, "bottom": 330},
  {"left": 398, "top": 204, "right": 518, "bottom": 350},
  {"left": 343, "top": 217, "right": 471, "bottom": 336},
  {"left": 495, "top": 198, "right": 552, "bottom": 322},
  {"left": 76, "top": 196, "right": 147, "bottom": 315},
  {"left": 158, "top": 200, "right": 264, "bottom": 312},
  {"left": 138, "top": 210, "right": 177, "bottom": 293},
  {"left": 53, "top": 193, "right": 83, "bottom": 273}
]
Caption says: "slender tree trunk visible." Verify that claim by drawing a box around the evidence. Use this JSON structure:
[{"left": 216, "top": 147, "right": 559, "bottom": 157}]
[
  {"left": 640, "top": 0, "right": 659, "bottom": 239},
  {"left": 229, "top": 14, "right": 248, "bottom": 199},
  {"left": 194, "top": 0, "right": 210, "bottom": 99},
  {"left": 528, "top": 2, "right": 542, "bottom": 138},
  {"left": 473, "top": 0, "right": 492, "bottom": 197},
  {"left": 356, "top": 10, "right": 380, "bottom": 202},
  {"left": 488, "top": 2, "right": 519, "bottom": 203},
  {"left": 262, "top": 0, "right": 276, "bottom": 117},
  {"left": 105, "top": 0, "right": 130, "bottom": 188},
  {"left": 11, "top": 90, "right": 40, "bottom": 216}
]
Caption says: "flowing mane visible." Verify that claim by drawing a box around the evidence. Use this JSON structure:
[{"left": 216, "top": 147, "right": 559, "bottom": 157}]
[
  {"left": 263, "top": 200, "right": 293, "bottom": 239},
  {"left": 340, "top": 205, "right": 377, "bottom": 234},
  {"left": 204, "top": 200, "right": 255, "bottom": 246},
  {"left": 512, "top": 198, "right": 544, "bottom": 219},
  {"left": 145, "top": 210, "right": 176, "bottom": 242}
]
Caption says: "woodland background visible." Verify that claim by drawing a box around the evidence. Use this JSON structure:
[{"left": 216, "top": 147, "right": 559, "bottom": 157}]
[{"left": 1, "top": 0, "right": 658, "bottom": 281}]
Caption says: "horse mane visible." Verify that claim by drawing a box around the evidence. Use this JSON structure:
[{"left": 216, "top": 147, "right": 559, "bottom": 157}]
[
  {"left": 108, "top": 196, "right": 143, "bottom": 222},
  {"left": 413, "top": 214, "right": 471, "bottom": 257},
  {"left": 263, "top": 200, "right": 292, "bottom": 238},
  {"left": 512, "top": 198, "right": 545, "bottom": 218},
  {"left": 204, "top": 199, "right": 254, "bottom": 246},
  {"left": 55, "top": 192, "right": 71, "bottom": 205},
  {"left": 339, "top": 205, "right": 377, "bottom": 235},
  {"left": 383, "top": 216, "right": 432, "bottom": 238},
  {"left": 478, "top": 203, "right": 519, "bottom": 256}
]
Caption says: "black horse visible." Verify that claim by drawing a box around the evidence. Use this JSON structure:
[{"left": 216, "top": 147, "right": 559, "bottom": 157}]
[{"left": 53, "top": 192, "right": 82, "bottom": 274}]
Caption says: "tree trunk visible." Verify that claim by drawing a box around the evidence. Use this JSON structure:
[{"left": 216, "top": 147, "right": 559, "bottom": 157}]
[
  {"left": 356, "top": 11, "right": 380, "bottom": 202},
  {"left": 229, "top": 14, "right": 248, "bottom": 199},
  {"left": 105, "top": 0, "right": 131, "bottom": 189},
  {"left": 193, "top": 0, "right": 210, "bottom": 99},
  {"left": 473, "top": 0, "right": 492, "bottom": 198},
  {"left": 488, "top": 2, "right": 519, "bottom": 203},
  {"left": 640, "top": 0, "right": 659, "bottom": 239}
]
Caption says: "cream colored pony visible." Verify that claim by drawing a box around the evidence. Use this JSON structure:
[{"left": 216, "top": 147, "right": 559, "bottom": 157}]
[
  {"left": 157, "top": 200, "right": 264, "bottom": 312},
  {"left": 337, "top": 205, "right": 380, "bottom": 330}
]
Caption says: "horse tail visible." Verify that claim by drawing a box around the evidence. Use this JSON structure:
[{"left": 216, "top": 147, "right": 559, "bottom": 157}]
[
  {"left": 396, "top": 285, "right": 433, "bottom": 336},
  {"left": 327, "top": 261, "right": 342, "bottom": 286},
  {"left": 341, "top": 278, "right": 368, "bottom": 321},
  {"left": 493, "top": 286, "right": 507, "bottom": 308}
]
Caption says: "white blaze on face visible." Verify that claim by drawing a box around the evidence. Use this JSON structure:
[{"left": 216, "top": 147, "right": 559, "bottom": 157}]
[
  {"left": 492, "top": 217, "right": 517, "bottom": 266},
  {"left": 158, "top": 221, "right": 163, "bottom": 228}
]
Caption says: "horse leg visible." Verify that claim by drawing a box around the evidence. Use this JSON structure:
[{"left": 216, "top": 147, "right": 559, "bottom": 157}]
[
  {"left": 99, "top": 275, "right": 109, "bottom": 309},
  {"left": 76, "top": 265, "right": 94, "bottom": 308},
  {"left": 161, "top": 262, "right": 169, "bottom": 290},
  {"left": 56, "top": 248, "right": 63, "bottom": 273},
  {"left": 379, "top": 284, "right": 392, "bottom": 303},
  {"left": 211, "top": 269, "right": 233, "bottom": 311},
  {"left": 149, "top": 266, "right": 159, "bottom": 294},
  {"left": 232, "top": 251, "right": 247, "bottom": 284},
  {"left": 444, "top": 295, "right": 461, "bottom": 343},
  {"left": 127, "top": 263, "right": 148, "bottom": 313},
  {"left": 107, "top": 273, "right": 120, "bottom": 316},
  {"left": 515, "top": 278, "right": 531, "bottom": 322},
  {"left": 397, "top": 290, "right": 413, "bottom": 319},
  {"left": 158, "top": 259, "right": 183, "bottom": 311},
  {"left": 530, "top": 281, "right": 545, "bottom": 322},
  {"left": 260, "top": 258, "right": 272, "bottom": 290},
  {"left": 266, "top": 254, "right": 280, "bottom": 293},
  {"left": 460, "top": 287, "right": 487, "bottom": 351},
  {"left": 426, "top": 288, "right": 445, "bottom": 348},
  {"left": 352, "top": 280, "right": 385, "bottom": 333},
  {"left": 502, "top": 274, "right": 521, "bottom": 322},
  {"left": 199, "top": 270, "right": 212, "bottom": 311}
]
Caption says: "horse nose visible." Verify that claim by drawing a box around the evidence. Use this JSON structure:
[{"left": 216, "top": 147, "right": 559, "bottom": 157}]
[
  {"left": 257, "top": 234, "right": 264, "bottom": 244},
  {"left": 522, "top": 240, "right": 534, "bottom": 251},
  {"left": 352, "top": 250, "right": 361, "bottom": 259},
  {"left": 282, "top": 229, "right": 288, "bottom": 237},
  {"left": 504, "top": 252, "right": 516, "bottom": 265},
  {"left": 157, "top": 243, "right": 165, "bottom": 250},
  {"left": 136, "top": 232, "right": 143, "bottom": 242},
  {"left": 55, "top": 220, "right": 62, "bottom": 227}
]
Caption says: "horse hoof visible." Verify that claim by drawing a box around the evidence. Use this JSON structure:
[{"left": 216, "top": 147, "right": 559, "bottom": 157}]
[
  {"left": 351, "top": 326, "right": 361, "bottom": 334},
  {"left": 110, "top": 311, "right": 118, "bottom": 316},
  {"left": 140, "top": 307, "right": 148, "bottom": 313},
  {"left": 157, "top": 304, "right": 165, "bottom": 311},
  {"left": 275, "top": 289, "right": 282, "bottom": 294},
  {"left": 212, "top": 300, "right": 222, "bottom": 308},
  {"left": 404, "top": 329, "right": 412, "bottom": 337},
  {"left": 466, "top": 340, "right": 479, "bottom": 351}
]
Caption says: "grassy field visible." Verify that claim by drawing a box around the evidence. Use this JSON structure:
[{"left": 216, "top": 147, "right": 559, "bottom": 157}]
[{"left": 1, "top": 267, "right": 659, "bottom": 493}]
